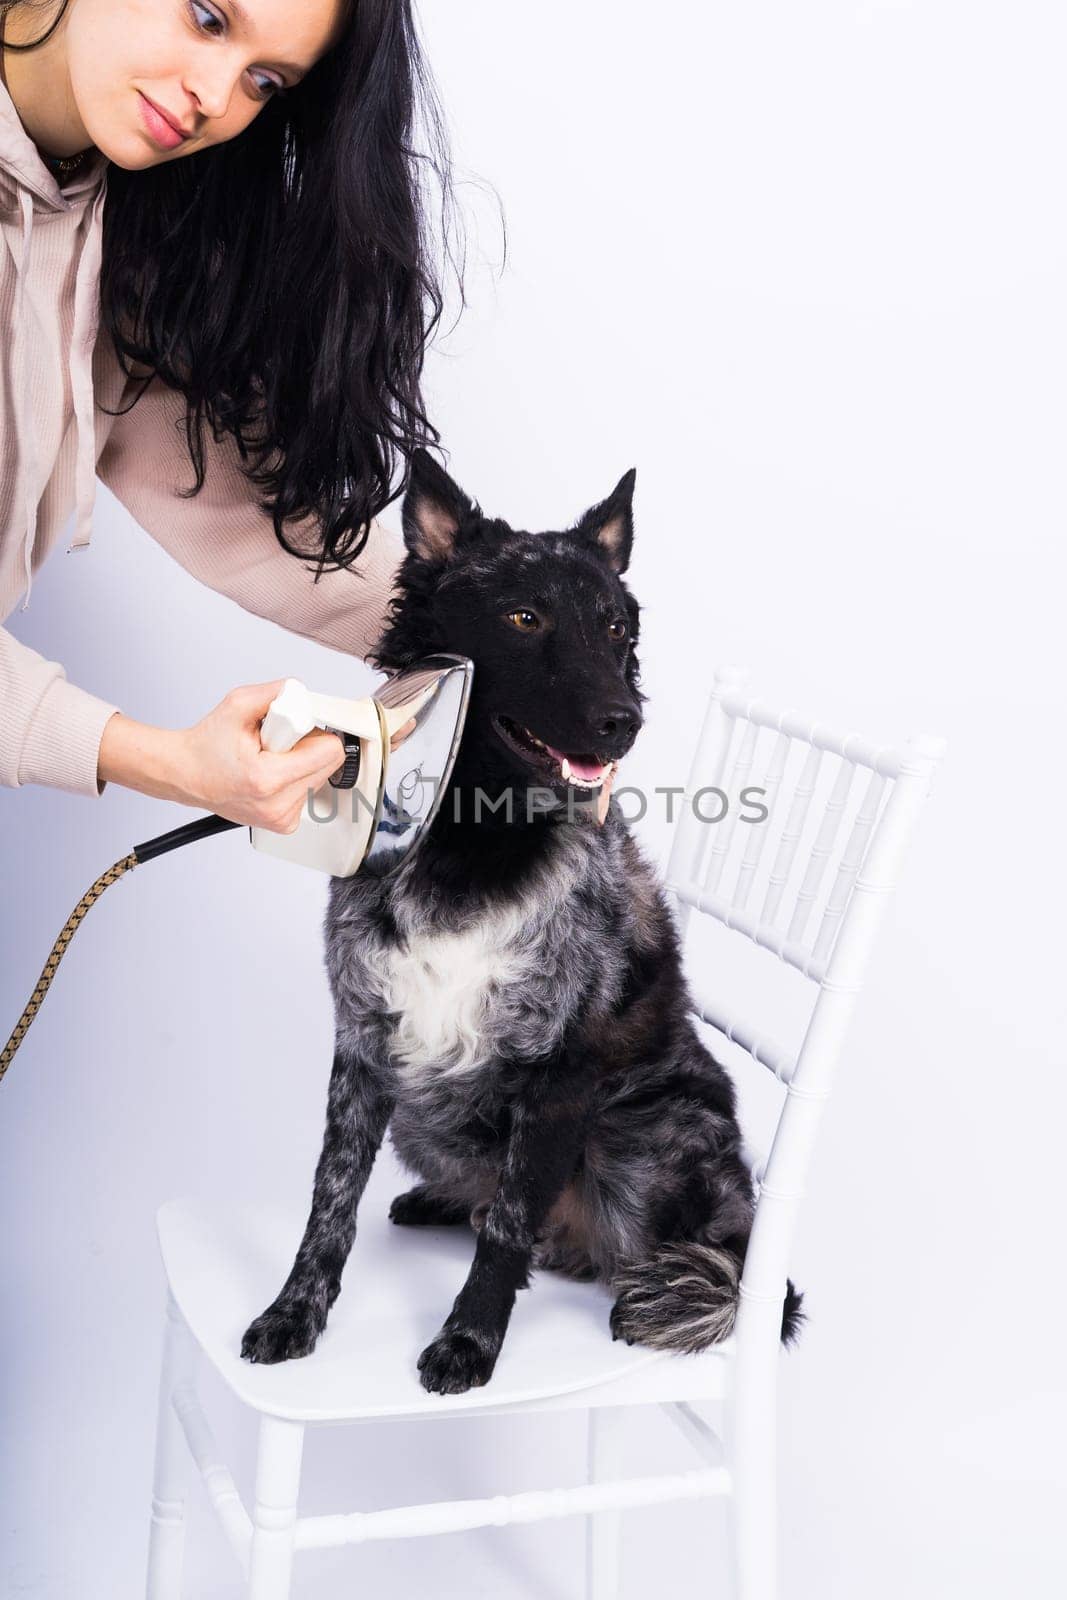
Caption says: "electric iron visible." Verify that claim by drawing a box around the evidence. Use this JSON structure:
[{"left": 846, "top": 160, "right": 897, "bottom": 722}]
[{"left": 250, "top": 653, "right": 473, "bottom": 877}]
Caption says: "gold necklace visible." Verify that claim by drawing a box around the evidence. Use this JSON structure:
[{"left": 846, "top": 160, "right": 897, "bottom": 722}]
[{"left": 43, "top": 148, "right": 91, "bottom": 179}]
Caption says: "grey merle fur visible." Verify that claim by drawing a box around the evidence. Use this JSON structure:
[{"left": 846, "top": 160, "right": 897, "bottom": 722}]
[{"left": 241, "top": 449, "right": 804, "bottom": 1393}]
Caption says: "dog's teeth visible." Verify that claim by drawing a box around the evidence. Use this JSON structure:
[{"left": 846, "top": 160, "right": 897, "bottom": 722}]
[{"left": 561, "top": 766, "right": 600, "bottom": 790}]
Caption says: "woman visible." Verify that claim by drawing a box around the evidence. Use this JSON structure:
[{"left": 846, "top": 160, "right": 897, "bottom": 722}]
[{"left": 0, "top": 0, "right": 459, "bottom": 833}]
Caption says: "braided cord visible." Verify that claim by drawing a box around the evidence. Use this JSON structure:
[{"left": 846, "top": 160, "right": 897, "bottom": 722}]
[{"left": 0, "top": 853, "right": 140, "bottom": 1085}]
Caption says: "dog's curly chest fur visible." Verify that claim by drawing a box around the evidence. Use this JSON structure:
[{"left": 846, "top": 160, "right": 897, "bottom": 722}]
[
  {"left": 328, "top": 826, "right": 616, "bottom": 1067},
  {"left": 375, "top": 902, "right": 542, "bottom": 1080}
]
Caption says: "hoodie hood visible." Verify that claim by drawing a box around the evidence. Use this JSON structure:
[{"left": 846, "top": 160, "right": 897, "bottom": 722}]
[{"left": 0, "top": 72, "right": 108, "bottom": 611}]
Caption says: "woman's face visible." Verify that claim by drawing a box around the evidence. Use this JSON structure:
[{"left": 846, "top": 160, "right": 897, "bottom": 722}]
[{"left": 62, "top": 0, "right": 347, "bottom": 167}]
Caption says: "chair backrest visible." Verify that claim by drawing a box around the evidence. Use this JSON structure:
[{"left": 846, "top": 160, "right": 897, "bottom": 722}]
[{"left": 661, "top": 664, "right": 947, "bottom": 1344}]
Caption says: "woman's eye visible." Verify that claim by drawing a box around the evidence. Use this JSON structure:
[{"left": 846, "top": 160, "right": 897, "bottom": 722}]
[
  {"left": 505, "top": 609, "right": 540, "bottom": 632},
  {"left": 189, "top": 0, "right": 225, "bottom": 36},
  {"left": 188, "top": 3, "right": 286, "bottom": 98},
  {"left": 608, "top": 619, "right": 628, "bottom": 640},
  {"left": 248, "top": 70, "right": 286, "bottom": 99}
]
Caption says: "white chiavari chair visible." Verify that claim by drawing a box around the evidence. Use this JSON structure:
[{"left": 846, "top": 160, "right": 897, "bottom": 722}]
[
  {"left": 660, "top": 663, "right": 947, "bottom": 1599},
  {"left": 144, "top": 663, "right": 945, "bottom": 1600}
]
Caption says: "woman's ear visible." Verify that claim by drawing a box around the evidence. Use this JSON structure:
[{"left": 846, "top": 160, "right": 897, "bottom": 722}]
[
  {"left": 401, "top": 448, "right": 476, "bottom": 563},
  {"left": 572, "top": 467, "right": 636, "bottom": 574}
]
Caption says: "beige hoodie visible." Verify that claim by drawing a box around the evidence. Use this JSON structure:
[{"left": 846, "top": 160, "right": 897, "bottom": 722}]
[{"left": 0, "top": 75, "right": 405, "bottom": 801}]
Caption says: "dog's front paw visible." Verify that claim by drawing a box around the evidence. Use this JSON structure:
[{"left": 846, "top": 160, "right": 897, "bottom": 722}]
[
  {"left": 241, "top": 1299, "right": 323, "bottom": 1364},
  {"left": 417, "top": 1326, "right": 498, "bottom": 1395},
  {"left": 389, "top": 1185, "right": 470, "bottom": 1228}
]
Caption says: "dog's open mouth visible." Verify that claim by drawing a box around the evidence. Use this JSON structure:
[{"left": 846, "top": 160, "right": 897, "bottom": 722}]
[{"left": 491, "top": 713, "right": 618, "bottom": 789}]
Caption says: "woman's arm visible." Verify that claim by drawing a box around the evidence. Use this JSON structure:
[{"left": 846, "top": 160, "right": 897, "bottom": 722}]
[{"left": 0, "top": 625, "right": 345, "bottom": 829}]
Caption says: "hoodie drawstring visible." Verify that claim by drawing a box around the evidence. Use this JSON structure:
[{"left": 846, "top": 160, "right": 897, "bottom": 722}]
[
  {"left": 6, "top": 187, "right": 40, "bottom": 612},
  {"left": 66, "top": 181, "right": 107, "bottom": 562}
]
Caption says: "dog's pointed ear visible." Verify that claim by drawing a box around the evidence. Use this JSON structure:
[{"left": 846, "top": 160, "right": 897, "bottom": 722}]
[
  {"left": 401, "top": 448, "right": 474, "bottom": 563},
  {"left": 573, "top": 468, "right": 636, "bottom": 574}
]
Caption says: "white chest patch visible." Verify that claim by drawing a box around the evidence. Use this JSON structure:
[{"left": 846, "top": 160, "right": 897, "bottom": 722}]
[{"left": 374, "top": 903, "right": 535, "bottom": 1080}]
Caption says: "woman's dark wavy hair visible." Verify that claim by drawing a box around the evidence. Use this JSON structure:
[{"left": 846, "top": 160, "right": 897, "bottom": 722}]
[{"left": 4, "top": 0, "right": 472, "bottom": 577}]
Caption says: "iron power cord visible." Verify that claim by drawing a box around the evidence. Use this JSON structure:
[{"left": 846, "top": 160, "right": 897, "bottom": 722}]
[{"left": 0, "top": 814, "right": 241, "bottom": 1085}]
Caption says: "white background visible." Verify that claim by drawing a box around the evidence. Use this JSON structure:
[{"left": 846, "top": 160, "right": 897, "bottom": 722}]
[{"left": 2, "top": 3, "right": 1064, "bottom": 1595}]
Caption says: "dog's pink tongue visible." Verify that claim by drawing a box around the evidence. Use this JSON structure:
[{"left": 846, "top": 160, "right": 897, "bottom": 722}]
[{"left": 544, "top": 743, "right": 609, "bottom": 783}]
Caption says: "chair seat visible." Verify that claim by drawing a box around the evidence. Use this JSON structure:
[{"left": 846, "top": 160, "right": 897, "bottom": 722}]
[{"left": 156, "top": 1196, "right": 733, "bottom": 1424}]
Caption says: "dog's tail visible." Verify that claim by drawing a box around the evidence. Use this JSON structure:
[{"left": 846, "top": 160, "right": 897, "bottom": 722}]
[
  {"left": 610, "top": 1242, "right": 804, "bottom": 1353},
  {"left": 781, "top": 1277, "right": 805, "bottom": 1346}
]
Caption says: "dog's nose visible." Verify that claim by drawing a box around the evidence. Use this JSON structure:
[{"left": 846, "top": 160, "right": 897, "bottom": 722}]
[{"left": 594, "top": 703, "right": 642, "bottom": 753}]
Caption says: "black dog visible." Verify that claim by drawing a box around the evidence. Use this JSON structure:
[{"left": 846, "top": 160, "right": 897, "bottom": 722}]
[{"left": 241, "top": 450, "right": 803, "bottom": 1394}]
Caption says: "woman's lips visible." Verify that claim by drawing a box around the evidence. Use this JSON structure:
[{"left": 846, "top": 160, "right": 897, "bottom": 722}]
[{"left": 137, "top": 92, "right": 190, "bottom": 151}]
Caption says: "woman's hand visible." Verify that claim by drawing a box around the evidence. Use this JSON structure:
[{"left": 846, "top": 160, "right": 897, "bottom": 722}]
[
  {"left": 177, "top": 681, "right": 350, "bottom": 832},
  {"left": 98, "top": 680, "right": 347, "bottom": 834}
]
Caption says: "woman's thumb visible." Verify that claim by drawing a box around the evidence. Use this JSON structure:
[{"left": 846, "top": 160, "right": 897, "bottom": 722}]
[
  {"left": 276, "top": 729, "right": 347, "bottom": 783},
  {"left": 236, "top": 680, "right": 290, "bottom": 721}
]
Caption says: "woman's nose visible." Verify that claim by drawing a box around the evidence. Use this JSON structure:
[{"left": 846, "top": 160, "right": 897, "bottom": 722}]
[{"left": 183, "top": 62, "right": 241, "bottom": 123}]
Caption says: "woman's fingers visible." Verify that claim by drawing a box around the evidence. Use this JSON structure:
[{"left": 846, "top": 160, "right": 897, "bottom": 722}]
[
  {"left": 265, "top": 728, "right": 347, "bottom": 785},
  {"left": 252, "top": 732, "right": 347, "bottom": 834},
  {"left": 182, "top": 681, "right": 405, "bottom": 834},
  {"left": 231, "top": 679, "right": 290, "bottom": 724},
  {"left": 176, "top": 683, "right": 340, "bottom": 831},
  {"left": 390, "top": 715, "right": 418, "bottom": 750}
]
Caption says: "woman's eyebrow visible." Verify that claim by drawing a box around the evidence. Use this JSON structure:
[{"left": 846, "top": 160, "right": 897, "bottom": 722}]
[{"left": 222, "top": 0, "right": 314, "bottom": 78}]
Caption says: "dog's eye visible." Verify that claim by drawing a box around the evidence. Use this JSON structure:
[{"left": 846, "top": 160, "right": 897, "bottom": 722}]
[
  {"left": 505, "top": 609, "right": 541, "bottom": 631},
  {"left": 608, "top": 619, "right": 628, "bottom": 641}
]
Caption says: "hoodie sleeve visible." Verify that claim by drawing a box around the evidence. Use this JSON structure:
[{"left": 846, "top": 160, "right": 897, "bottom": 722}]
[
  {"left": 95, "top": 373, "right": 406, "bottom": 662},
  {"left": 0, "top": 625, "right": 120, "bottom": 798}
]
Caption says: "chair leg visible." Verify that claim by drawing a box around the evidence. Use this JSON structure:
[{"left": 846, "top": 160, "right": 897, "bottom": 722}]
[
  {"left": 728, "top": 1335, "right": 778, "bottom": 1600},
  {"left": 247, "top": 1415, "right": 305, "bottom": 1600},
  {"left": 147, "top": 1292, "right": 197, "bottom": 1600},
  {"left": 585, "top": 1404, "right": 626, "bottom": 1600}
]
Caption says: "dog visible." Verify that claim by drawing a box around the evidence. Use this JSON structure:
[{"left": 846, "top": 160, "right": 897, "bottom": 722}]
[{"left": 240, "top": 449, "right": 803, "bottom": 1394}]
